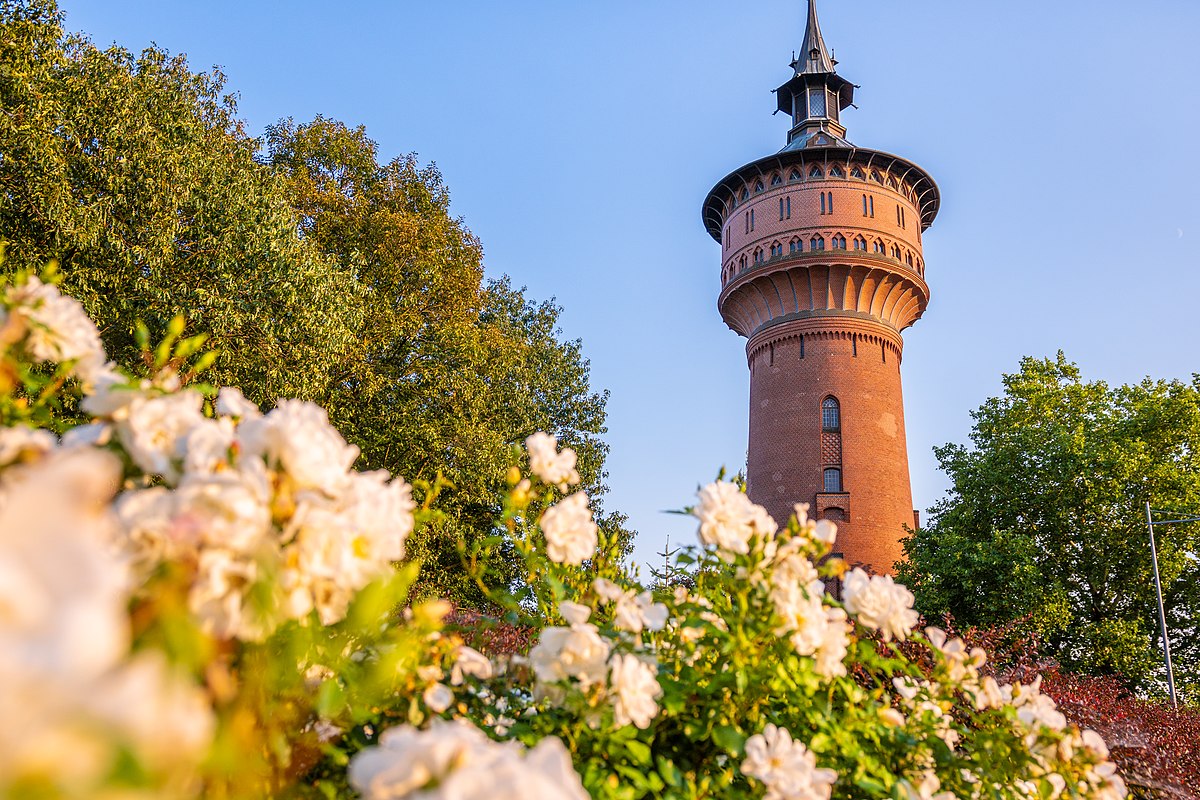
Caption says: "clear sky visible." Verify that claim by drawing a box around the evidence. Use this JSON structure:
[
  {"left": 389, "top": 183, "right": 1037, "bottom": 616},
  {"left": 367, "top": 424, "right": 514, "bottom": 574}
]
[{"left": 59, "top": 0, "right": 1200, "bottom": 573}]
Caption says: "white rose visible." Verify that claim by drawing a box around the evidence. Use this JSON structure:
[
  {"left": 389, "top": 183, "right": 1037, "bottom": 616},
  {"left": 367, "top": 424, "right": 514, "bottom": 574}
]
[
  {"left": 238, "top": 399, "right": 359, "bottom": 494},
  {"left": 0, "top": 425, "right": 56, "bottom": 467},
  {"left": 117, "top": 390, "right": 207, "bottom": 483},
  {"left": 540, "top": 491, "right": 597, "bottom": 565},
  {"left": 349, "top": 720, "right": 588, "bottom": 800},
  {"left": 450, "top": 646, "right": 494, "bottom": 685},
  {"left": 215, "top": 386, "right": 261, "bottom": 419},
  {"left": 742, "top": 724, "right": 837, "bottom": 800},
  {"left": 525, "top": 431, "right": 580, "bottom": 490},
  {"left": 608, "top": 654, "right": 662, "bottom": 729},
  {"left": 842, "top": 568, "right": 919, "bottom": 642},
  {"left": 6, "top": 276, "right": 107, "bottom": 383},
  {"left": 529, "top": 622, "right": 611, "bottom": 690},
  {"left": 694, "top": 481, "right": 777, "bottom": 555},
  {"left": 423, "top": 683, "right": 454, "bottom": 713}
]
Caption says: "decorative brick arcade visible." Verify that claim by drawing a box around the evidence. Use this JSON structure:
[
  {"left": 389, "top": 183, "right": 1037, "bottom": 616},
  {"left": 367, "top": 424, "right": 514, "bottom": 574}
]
[{"left": 702, "top": 0, "right": 940, "bottom": 575}]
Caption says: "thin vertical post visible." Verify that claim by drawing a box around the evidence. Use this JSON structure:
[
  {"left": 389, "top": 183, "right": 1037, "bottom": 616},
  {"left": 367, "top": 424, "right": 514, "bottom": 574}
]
[{"left": 1145, "top": 502, "right": 1178, "bottom": 709}]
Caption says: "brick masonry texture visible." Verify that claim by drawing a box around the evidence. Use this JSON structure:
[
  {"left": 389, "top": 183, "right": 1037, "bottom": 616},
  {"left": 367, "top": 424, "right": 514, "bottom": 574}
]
[
  {"left": 710, "top": 164, "right": 932, "bottom": 576},
  {"left": 744, "top": 317, "right": 914, "bottom": 574}
]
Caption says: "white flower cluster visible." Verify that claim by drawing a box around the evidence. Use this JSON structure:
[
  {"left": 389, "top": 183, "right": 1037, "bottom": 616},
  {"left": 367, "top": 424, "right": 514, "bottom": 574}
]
[
  {"left": 348, "top": 719, "right": 588, "bottom": 800},
  {"left": 694, "top": 480, "right": 777, "bottom": 556},
  {"left": 842, "top": 568, "right": 920, "bottom": 642},
  {"left": 526, "top": 431, "right": 581, "bottom": 490},
  {"left": 541, "top": 490, "right": 598, "bottom": 566},
  {"left": 2, "top": 275, "right": 110, "bottom": 386},
  {"left": 741, "top": 724, "right": 838, "bottom": 800},
  {"left": 529, "top": 602, "right": 663, "bottom": 729},
  {"left": 101, "top": 385, "right": 416, "bottom": 638},
  {"left": 0, "top": 432, "right": 213, "bottom": 792},
  {"left": 594, "top": 578, "right": 668, "bottom": 634}
]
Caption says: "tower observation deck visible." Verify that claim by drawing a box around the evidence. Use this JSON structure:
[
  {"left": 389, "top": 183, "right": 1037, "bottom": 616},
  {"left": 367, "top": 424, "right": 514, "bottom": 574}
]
[{"left": 702, "top": 0, "right": 940, "bottom": 574}]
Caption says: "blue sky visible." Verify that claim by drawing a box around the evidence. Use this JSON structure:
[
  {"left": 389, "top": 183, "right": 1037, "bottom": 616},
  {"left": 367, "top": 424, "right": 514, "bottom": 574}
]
[{"left": 60, "top": 1, "right": 1200, "bottom": 572}]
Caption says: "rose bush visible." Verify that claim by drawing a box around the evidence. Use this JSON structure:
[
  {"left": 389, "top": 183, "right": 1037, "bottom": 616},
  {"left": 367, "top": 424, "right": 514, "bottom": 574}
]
[{"left": 0, "top": 264, "right": 1130, "bottom": 800}]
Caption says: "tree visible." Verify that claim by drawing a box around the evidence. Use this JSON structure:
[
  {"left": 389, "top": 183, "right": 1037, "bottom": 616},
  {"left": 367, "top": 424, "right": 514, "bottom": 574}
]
[
  {"left": 263, "top": 117, "right": 631, "bottom": 603},
  {"left": 0, "top": 0, "right": 361, "bottom": 402},
  {"left": 1, "top": 2, "right": 631, "bottom": 606},
  {"left": 899, "top": 354, "right": 1200, "bottom": 703}
]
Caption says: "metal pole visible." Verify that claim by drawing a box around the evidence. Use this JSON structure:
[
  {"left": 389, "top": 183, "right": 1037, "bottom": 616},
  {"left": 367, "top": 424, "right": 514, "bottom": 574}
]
[{"left": 1145, "top": 501, "right": 1178, "bottom": 709}]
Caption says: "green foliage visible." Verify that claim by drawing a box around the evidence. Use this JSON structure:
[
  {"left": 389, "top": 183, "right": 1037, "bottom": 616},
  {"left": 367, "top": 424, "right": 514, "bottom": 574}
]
[
  {"left": 0, "top": 2, "right": 629, "bottom": 607},
  {"left": 263, "top": 117, "right": 629, "bottom": 604},
  {"left": 900, "top": 353, "right": 1200, "bottom": 703}
]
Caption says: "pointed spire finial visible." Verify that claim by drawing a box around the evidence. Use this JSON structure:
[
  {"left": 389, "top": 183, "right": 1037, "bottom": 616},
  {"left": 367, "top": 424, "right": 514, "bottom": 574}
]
[{"left": 794, "top": 0, "right": 835, "bottom": 75}]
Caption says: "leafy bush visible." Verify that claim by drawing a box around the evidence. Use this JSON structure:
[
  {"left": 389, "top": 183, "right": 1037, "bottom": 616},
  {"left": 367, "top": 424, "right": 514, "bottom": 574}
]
[{"left": 0, "top": 269, "right": 1129, "bottom": 799}]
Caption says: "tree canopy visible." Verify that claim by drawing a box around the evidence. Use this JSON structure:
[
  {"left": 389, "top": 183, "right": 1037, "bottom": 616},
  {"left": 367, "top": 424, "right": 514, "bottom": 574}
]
[
  {"left": 899, "top": 354, "right": 1200, "bottom": 703},
  {"left": 0, "top": 0, "right": 629, "bottom": 605}
]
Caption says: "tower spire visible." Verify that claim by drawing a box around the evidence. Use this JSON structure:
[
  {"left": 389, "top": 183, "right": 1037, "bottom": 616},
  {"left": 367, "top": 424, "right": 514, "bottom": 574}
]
[
  {"left": 794, "top": 0, "right": 835, "bottom": 75},
  {"left": 774, "top": 0, "right": 855, "bottom": 148}
]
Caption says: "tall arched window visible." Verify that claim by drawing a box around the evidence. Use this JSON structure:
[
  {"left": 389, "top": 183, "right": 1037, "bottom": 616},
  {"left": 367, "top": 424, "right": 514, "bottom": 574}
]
[
  {"left": 822, "top": 397, "right": 840, "bottom": 431},
  {"left": 821, "top": 396, "right": 844, "bottom": 494}
]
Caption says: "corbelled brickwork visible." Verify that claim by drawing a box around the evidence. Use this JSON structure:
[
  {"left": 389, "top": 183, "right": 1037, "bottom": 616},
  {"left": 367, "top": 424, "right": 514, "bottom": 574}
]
[{"left": 702, "top": 1, "right": 939, "bottom": 575}]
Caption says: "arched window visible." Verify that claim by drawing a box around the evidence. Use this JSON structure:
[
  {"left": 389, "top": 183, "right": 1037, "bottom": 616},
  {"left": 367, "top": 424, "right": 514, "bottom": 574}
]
[
  {"left": 853, "top": 235, "right": 867, "bottom": 251},
  {"left": 770, "top": 241, "right": 783, "bottom": 258},
  {"left": 739, "top": 255, "right": 747, "bottom": 270},
  {"left": 753, "top": 179, "right": 765, "bottom": 193},
  {"left": 850, "top": 166, "right": 865, "bottom": 180},
  {"left": 808, "top": 165, "right": 823, "bottom": 179},
  {"left": 832, "top": 233, "right": 846, "bottom": 249},
  {"left": 753, "top": 247, "right": 764, "bottom": 264},
  {"left": 891, "top": 244, "right": 902, "bottom": 259},
  {"left": 770, "top": 173, "right": 783, "bottom": 186},
  {"left": 873, "top": 238, "right": 885, "bottom": 254},
  {"left": 740, "top": 187, "right": 749, "bottom": 201},
  {"left": 829, "top": 165, "right": 844, "bottom": 178},
  {"left": 822, "top": 397, "right": 840, "bottom": 430},
  {"left": 870, "top": 169, "right": 883, "bottom": 183},
  {"left": 789, "top": 168, "right": 802, "bottom": 182},
  {"left": 810, "top": 234, "right": 825, "bottom": 251},
  {"left": 906, "top": 251, "right": 914, "bottom": 267},
  {"left": 887, "top": 175, "right": 898, "bottom": 189},
  {"left": 789, "top": 237, "right": 801, "bottom": 254},
  {"left": 823, "top": 468, "right": 843, "bottom": 493}
]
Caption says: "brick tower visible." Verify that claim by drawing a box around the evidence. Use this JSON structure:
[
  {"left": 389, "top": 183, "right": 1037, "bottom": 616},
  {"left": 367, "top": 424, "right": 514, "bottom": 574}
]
[{"left": 702, "top": 0, "right": 939, "bottom": 575}]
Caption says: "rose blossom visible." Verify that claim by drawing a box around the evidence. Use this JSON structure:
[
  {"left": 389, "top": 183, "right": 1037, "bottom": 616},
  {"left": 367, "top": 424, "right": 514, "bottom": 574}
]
[
  {"left": 540, "top": 491, "right": 598, "bottom": 565},
  {"left": 842, "top": 568, "right": 919, "bottom": 642},
  {"left": 608, "top": 653, "right": 662, "bottom": 729},
  {"left": 525, "top": 431, "right": 580, "bottom": 490},
  {"left": 742, "top": 724, "right": 837, "bottom": 800},
  {"left": 694, "top": 481, "right": 777, "bottom": 555}
]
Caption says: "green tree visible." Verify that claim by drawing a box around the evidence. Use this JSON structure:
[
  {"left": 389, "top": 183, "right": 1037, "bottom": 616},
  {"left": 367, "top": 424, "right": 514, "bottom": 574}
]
[
  {"left": 263, "top": 117, "right": 631, "bottom": 603},
  {"left": 0, "top": 2, "right": 630, "bottom": 606},
  {"left": 0, "top": 0, "right": 361, "bottom": 401},
  {"left": 899, "top": 354, "right": 1200, "bottom": 702}
]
